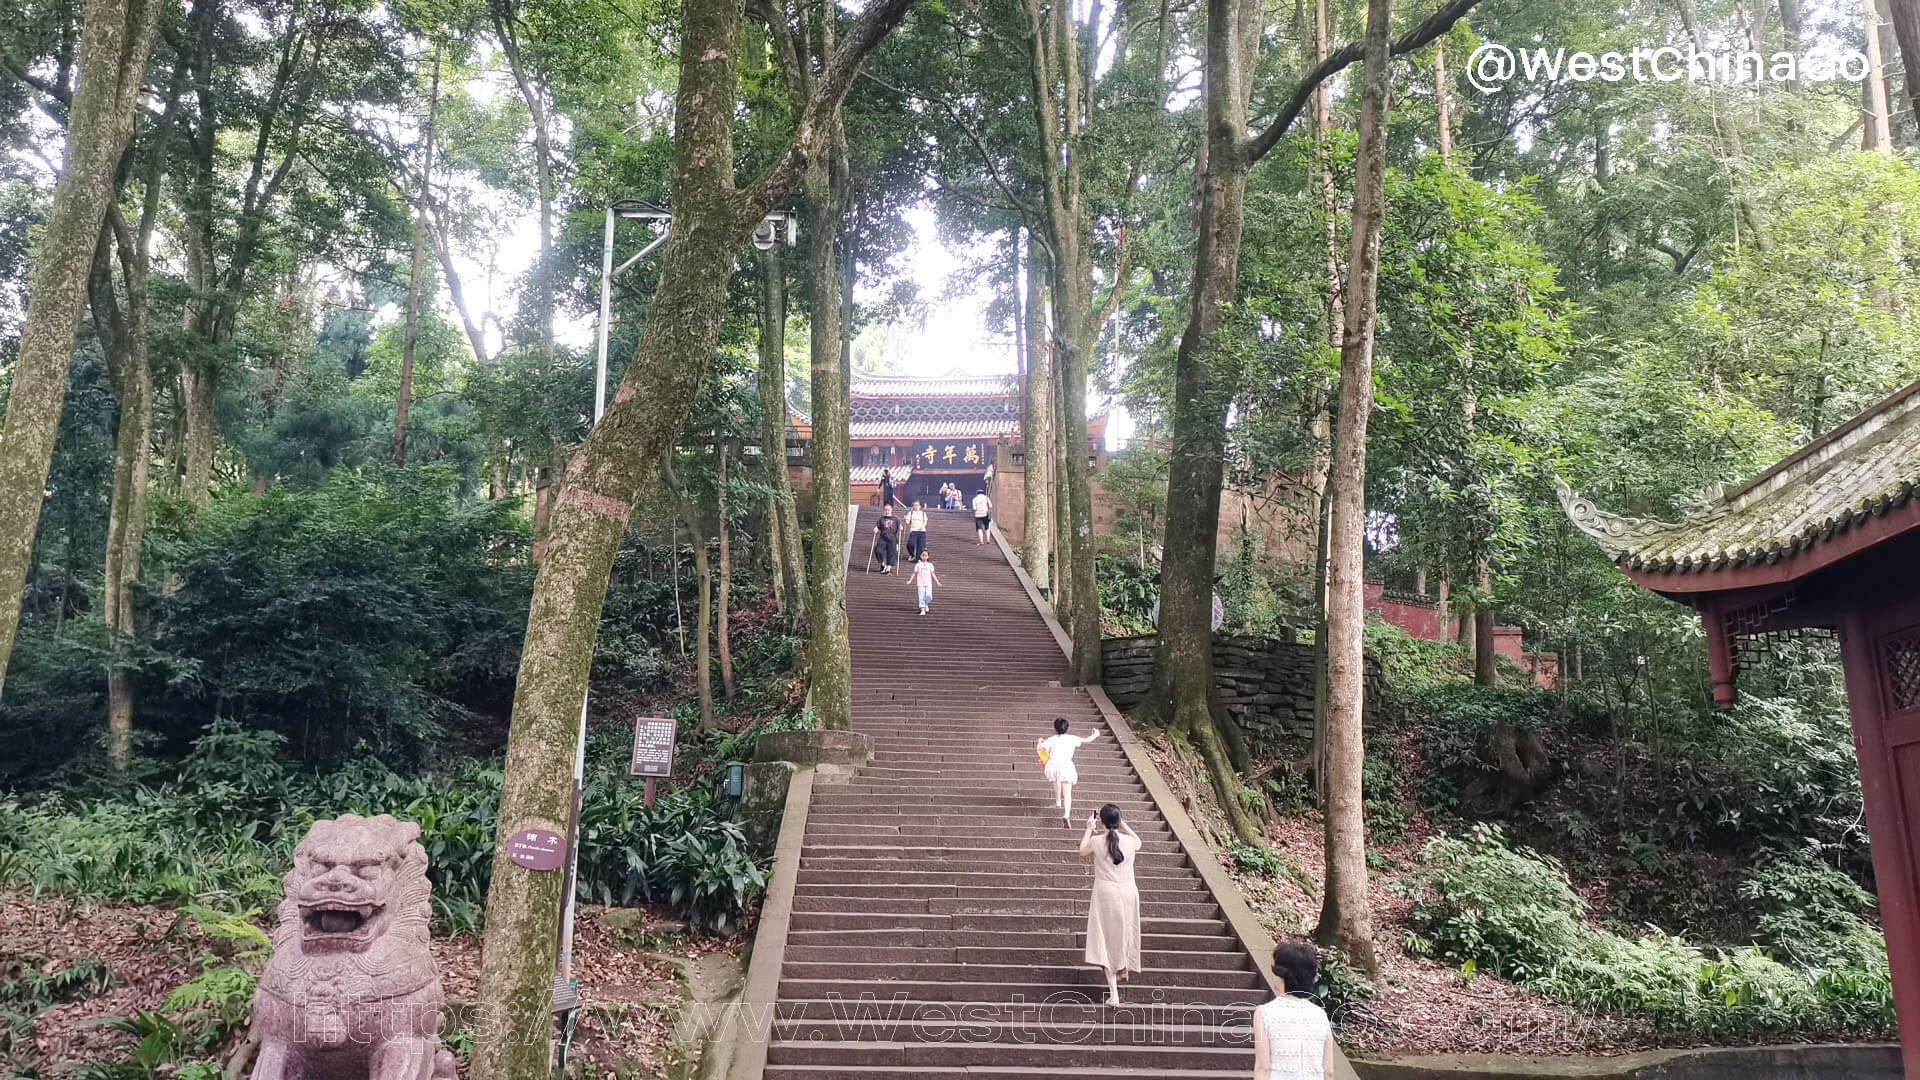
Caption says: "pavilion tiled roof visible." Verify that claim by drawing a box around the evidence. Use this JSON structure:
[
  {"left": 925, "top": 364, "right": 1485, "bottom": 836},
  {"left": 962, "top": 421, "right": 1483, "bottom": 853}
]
[
  {"left": 1558, "top": 379, "right": 1920, "bottom": 575},
  {"left": 851, "top": 374, "right": 1017, "bottom": 397},
  {"left": 849, "top": 464, "right": 913, "bottom": 485},
  {"left": 851, "top": 419, "right": 1019, "bottom": 439}
]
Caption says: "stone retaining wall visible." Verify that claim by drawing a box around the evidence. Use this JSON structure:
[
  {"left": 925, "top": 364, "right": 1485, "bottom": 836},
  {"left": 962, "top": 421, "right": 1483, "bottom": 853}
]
[{"left": 1101, "top": 635, "right": 1385, "bottom": 750}]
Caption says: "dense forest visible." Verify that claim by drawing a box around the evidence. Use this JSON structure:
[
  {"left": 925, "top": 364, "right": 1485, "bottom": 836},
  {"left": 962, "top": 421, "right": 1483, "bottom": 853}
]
[{"left": 3, "top": 0, "right": 1919, "bottom": 1073}]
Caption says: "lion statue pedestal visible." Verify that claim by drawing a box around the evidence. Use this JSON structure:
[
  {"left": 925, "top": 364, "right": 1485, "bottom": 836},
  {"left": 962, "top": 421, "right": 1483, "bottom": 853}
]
[{"left": 249, "top": 814, "right": 459, "bottom": 1080}]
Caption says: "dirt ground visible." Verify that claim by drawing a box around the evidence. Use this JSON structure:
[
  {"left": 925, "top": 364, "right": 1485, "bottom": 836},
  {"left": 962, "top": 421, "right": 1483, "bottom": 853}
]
[{"left": 2, "top": 892, "right": 742, "bottom": 1078}]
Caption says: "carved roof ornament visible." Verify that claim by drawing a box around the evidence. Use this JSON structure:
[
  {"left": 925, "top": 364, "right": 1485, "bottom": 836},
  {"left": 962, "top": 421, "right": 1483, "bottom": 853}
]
[{"left": 1552, "top": 478, "right": 1683, "bottom": 560}]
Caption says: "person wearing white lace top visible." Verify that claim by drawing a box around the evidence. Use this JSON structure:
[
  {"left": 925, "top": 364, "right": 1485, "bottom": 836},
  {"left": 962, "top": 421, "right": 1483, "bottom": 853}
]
[{"left": 1252, "top": 942, "right": 1334, "bottom": 1080}]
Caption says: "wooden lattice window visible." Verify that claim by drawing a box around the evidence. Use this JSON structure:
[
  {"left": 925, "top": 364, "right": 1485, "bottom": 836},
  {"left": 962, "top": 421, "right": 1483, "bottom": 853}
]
[{"left": 1887, "top": 631, "right": 1920, "bottom": 712}]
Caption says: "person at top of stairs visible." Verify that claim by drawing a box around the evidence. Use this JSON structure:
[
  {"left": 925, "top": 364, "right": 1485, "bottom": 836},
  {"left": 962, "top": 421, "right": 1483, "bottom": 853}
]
[
  {"left": 1038, "top": 717, "right": 1101, "bottom": 824},
  {"left": 1254, "top": 943, "right": 1335, "bottom": 1080},
  {"left": 1080, "top": 803, "right": 1144, "bottom": 1009},
  {"left": 908, "top": 549, "right": 941, "bottom": 614},
  {"left": 971, "top": 488, "right": 993, "bottom": 543},
  {"left": 871, "top": 505, "right": 900, "bottom": 573}
]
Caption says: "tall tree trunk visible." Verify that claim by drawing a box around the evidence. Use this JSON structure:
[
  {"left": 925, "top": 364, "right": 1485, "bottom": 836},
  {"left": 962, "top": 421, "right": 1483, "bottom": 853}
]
[
  {"left": 759, "top": 248, "right": 808, "bottom": 623},
  {"left": 491, "top": 0, "right": 556, "bottom": 359},
  {"left": 1020, "top": 232, "right": 1053, "bottom": 586},
  {"left": 1676, "top": 0, "right": 1771, "bottom": 252},
  {"left": 1051, "top": 334, "right": 1072, "bottom": 610},
  {"left": 717, "top": 440, "right": 734, "bottom": 698},
  {"left": 1473, "top": 553, "right": 1495, "bottom": 684},
  {"left": 469, "top": 0, "right": 911, "bottom": 1062},
  {"left": 0, "top": 0, "right": 161, "bottom": 689},
  {"left": 1434, "top": 38, "right": 1452, "bottom": 163},
  {"left": 1867, "top": 0, "right": 1896, "bottom": 153},
  {"left": 92, "top": 202, "right": 161, "bottom": 771},
  {"left": 1020, "top": 0, "right": 1121, "bottom": 685},
  {"left": 1315, "top": 0, "right": 1390, "bottom": 976},
  {"left": 1306, "top": 0, "right": 1341, "bottom": 794},
  {"left": 395, "top": 51, "right": 441, "bottom": 465},
  {"left": 1888, "top": 0, "right": 1920, "bottom": 125},
  {"left": 804, "top": 131, "right": 854, "bottom": 729},
  {"left": 667, "top": 457, "right": 716, "bottom": 731},
  {"left": 1150, "top": 0, "right": 1263, "bottom": 841}
]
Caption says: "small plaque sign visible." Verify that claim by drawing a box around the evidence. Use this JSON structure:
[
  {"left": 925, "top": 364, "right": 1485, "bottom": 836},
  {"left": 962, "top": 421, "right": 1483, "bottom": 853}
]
[
  {"left": 507, "top": 828, "right": 566, "bottom": 871},
  {"left": 630, "top": 716, "right": 678, "bottom": 778}
]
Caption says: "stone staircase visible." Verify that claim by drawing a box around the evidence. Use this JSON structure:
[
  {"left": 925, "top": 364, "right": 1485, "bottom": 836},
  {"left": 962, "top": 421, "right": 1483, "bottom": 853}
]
[{"left": 761, "top": 506, "right": 1266, "bottom": 1077}]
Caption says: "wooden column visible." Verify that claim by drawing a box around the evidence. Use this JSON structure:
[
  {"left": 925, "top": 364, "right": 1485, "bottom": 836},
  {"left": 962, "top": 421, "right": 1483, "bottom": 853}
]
[{"left": 1839, "top": 601, "right": 1920, "bottom": 1079}]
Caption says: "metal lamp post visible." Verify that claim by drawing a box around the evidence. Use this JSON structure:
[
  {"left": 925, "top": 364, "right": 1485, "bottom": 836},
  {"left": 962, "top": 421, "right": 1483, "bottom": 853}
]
[{"left": 553, "top": 201, "right": 800, "bottom": 1059}]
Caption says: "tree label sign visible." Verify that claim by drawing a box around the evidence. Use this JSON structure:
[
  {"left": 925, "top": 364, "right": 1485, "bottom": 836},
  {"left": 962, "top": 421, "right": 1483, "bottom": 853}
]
[
  {"left": 506, "top": 827, "right": 566, "bottom": 871},
  {"left": 630, "top": 717, "right": 677, "bottom": 778}
]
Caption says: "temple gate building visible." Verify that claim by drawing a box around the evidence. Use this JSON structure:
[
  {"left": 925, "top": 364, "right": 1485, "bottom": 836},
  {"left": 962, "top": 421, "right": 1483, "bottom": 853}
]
[
  {"left": 787, "top": 373, "right": 1107, "bottom": 524},
  {"left": 1560, "top": 378, "right": 1920, "bottom": 1075}
]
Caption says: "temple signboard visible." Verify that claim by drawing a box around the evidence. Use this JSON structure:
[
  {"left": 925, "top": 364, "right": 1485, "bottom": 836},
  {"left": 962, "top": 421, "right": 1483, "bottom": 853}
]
[{"left": 913, "top": 441, "right": 986, "bottom": 468}]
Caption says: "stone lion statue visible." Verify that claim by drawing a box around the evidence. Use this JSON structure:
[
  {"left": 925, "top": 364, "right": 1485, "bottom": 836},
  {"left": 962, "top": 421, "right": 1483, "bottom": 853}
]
[{"left": 250, "top": 814, "right": 459, "bottom": 1079}]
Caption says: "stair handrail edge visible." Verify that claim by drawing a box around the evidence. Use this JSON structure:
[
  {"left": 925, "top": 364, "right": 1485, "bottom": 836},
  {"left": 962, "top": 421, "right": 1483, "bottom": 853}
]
[{"left": 724, "top": 765, "right": 816, "bottom": 1080}]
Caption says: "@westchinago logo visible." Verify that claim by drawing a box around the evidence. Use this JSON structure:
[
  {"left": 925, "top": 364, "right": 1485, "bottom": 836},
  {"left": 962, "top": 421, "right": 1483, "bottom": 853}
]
[
  {"left": 1466, "top": 42, "right": 1869, "bottom": 92},
  {"left": 1468, "top": 43, "right": 1517, "bottom": 92}
]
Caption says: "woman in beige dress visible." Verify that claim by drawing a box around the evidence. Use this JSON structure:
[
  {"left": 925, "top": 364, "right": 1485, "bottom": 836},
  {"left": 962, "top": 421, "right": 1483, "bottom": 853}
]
[{"left": 1080, "top": 803, "right": 1143, "bottom": 1007}]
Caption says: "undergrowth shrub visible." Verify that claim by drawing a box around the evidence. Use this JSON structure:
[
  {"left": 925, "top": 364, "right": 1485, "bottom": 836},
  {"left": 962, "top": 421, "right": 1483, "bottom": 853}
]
[
  {"left": 0, "top": 720, "right": 771, "bottom": 937},
  {"left": 1363, "top": 620, "right": 1470, "bottom": 692},
  {"left": 1096, "top": 555, "right": 1158, "bottom": 636},
  {"left": 1403, "top": 824, "right": 1894, "bottom": 1038}
]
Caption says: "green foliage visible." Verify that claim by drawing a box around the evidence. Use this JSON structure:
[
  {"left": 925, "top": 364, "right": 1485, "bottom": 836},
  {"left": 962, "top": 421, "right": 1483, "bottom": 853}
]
[
  {"left": 1739, "top": 859, "right": 1887, "bottom": 971},
  {"left": 1404, "top": 825, "right": 1893, "bottom": 1038},
  {"left": 1229, "top": 842, "right": 1314, "bottom": 897},
  {"left": 1095, "top": 554, "right": 1158, "bottom": 636},
  {"left": 1361, "top": 619, "right": 1469, "bottom": 693},
  {"left": 144, "top": 467, "right": 533, "bottom": 762},
  {"left": 0, "top": 720, "right": 769, "bottom": 938}
]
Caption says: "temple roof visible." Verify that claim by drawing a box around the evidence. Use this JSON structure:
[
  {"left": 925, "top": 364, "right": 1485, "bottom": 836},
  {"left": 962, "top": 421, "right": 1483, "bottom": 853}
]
[
  {"left": 852, "top": 374, "right": 1018, "bottom": 398},
  {"left": 852, "top": 419, "right": 1020, "bottom": 439},
  {"left": 1558, "top": 379, "right": 1920, "bottom": 576},
  {"left": 850, "top": 464, "right": 913, "bottom": 485}
]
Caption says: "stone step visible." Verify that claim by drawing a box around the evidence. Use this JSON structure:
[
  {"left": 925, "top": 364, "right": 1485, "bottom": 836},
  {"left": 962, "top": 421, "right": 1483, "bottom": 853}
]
[
  {"left": 772, "top": 1015, "right": 1251, "bottom": 1046},
  {"left": 766, "top": 1066, "right": 1246, "bottom": 1080},
  {"left": 795, "top": 857, "right": 1192, "bottom": 879},
  {"left": 783, "top": 913, "right": 1226, "bottom": 937},
  {"left": 776, "top": 962, "right": 1263, "bottom": 992},
  {"left": 764, "top": 1037, "right": 1252, "bottom": 1070},
  {"left": 794, "top": 868, "right": 1201, "bottom": 891},
  {"left": 782, "top": 944, "right": 1248, "bottom": 969},
  {"left": 767, "top": 997, "right": 1255, "bottom": 1025},
  {"left": 755, "top": 511, "right": 1264, "bottom": 1076},
  {"left": 787, "top": 894, "right": 1221, "bottom": 919},
  {"left": 776, "top": 977, "right": 1263, "bottom": 1009},
  {"left": 799, "top": 832, "right": 1179, "bottom": 853},
  {"left": 783, "top": 927, "right": 1239, "bottom": 953}
]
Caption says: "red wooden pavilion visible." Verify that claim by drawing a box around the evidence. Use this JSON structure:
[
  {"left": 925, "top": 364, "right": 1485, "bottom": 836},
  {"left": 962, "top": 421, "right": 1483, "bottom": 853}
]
[{"left": 1559, "top": 378, "right": 1920, "bottom": 1074}]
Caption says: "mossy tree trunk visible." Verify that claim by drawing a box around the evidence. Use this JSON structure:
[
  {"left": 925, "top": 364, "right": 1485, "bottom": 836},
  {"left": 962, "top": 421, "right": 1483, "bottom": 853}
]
[
  {"left": 803, "top": 132, "right": 853, "bottom": 729},
  {"left": 394, "top": 51, "right": 440, "bottom": 466},
  {"left": 1020, "top": 233, "right": 1053, "bottom": 587},
  {"left": 717, "top": 439, "right": 734, "bottom": 698},
  {"left": 1149, "top": 0, "right": 1263, "bottom": 843},
  {"left": 0, "top": 0, "right": 161, "bottom": 690},
  {"left": 666, "top": 455, "right": 716, "bottom": 731},
  {"left": 758, "top": 247, "right": 808, "bottom": 624},
  {"left": 470, "top": 0, "right": 913, "bottom": 1069},
  {"left": 1315, "top": 0, "right": 1390, "bottom": 977}
]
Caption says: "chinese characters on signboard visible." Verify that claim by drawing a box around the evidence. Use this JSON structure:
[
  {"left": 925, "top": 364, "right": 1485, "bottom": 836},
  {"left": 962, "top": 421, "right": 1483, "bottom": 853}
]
[
  {"left": 630, "top": 717, "right": 677, "bottom": 778},
  {"left": 914, "top": 442, "right": 986, "bottom": 467}
]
